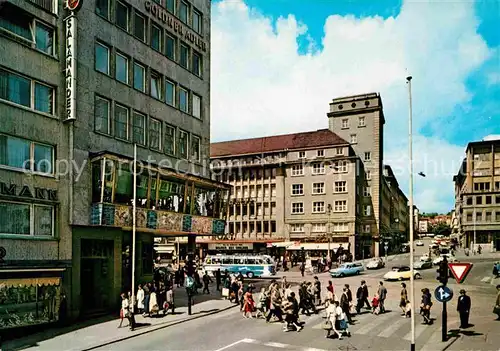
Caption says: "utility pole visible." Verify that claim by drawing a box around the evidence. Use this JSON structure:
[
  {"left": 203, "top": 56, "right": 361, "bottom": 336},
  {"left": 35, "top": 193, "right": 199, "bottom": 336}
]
[{"left": 327, "top": 204, "right": 332, "bottom": 260}]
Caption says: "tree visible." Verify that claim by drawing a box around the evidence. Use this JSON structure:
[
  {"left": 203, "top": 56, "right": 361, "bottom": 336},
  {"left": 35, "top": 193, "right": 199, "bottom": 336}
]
[{"left": 431, "top": 222, "right": 451, "bottom": 236}]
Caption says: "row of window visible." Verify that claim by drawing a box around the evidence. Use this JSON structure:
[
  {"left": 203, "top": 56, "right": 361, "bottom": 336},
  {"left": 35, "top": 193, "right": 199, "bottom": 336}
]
[
  {"left": 298, "top": 148, "right": 340, "bottom": 159},
  {"left": 290, "top": 222, "right": 350, "bottom": 233},
  {"left": 341, "top": 116, "right": 366, "bottom": 129},
  {"left": 0, "top": 4, "right": 55, "bottom": 56},
  {"left": 465, "top": 211, "right": 500, "bottom": 223},
  {"left": 473, "top": 181, "right": 500, "bottom": 192},
  {"left": 291, "top": 161, "right": 349, "bottom": 176},
  {"left": 228, "top": 221, "right": 277, "bottom": 235},
  {"left": 233, "top": 184, "right": 277, "bottom": 198},
  {"left": 0, "top": 134, "right": 54, "bottom": 175},
  {"left": 0, "top": 67, "right": 54, "bottom": 115},
  {"left": 229, "top": 202, "right": 276, "bottom": 217},
  {"left": 0, "top": 201, "right": 54, "bottom": 237},
  {"left": 95, "top": 96, "right": 200, "bottom": 161},
  {"left": 464, "top": 194, "right": 500, "bottom": 206},
  {"left": 97, "top": 0, "right": 203, "bottom": 35},
  {"left": 95, "top": 43, "right": 202, "bottom": 118},
  {"left": 291, "top": 182, "right": 371, "bottom": 196},
  {"left": 291, "top": 201, "right": 372, "bottom": 215},
  {"left": 96, "top": 0, "right": 203, "bottom": 76}
]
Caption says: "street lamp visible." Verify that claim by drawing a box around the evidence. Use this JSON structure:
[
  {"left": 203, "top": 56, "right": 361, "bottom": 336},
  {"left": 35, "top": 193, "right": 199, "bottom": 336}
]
[
  {"left": 406, "top": 76, "right": 416, "bottom": 351},
  {"left": 327, "top": 204, "right": 333, "bottom": 260}
]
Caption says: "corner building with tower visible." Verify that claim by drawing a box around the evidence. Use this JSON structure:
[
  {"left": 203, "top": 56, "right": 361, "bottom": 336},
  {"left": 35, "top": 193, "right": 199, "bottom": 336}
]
[{"left": 0, "top": 0, "right": 227, "bottom": 328}]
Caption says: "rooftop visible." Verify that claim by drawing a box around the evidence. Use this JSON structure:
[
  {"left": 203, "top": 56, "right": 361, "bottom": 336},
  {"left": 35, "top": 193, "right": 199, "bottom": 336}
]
[{"left": 210, "top": 129, "right": 348, "bottom": 158}]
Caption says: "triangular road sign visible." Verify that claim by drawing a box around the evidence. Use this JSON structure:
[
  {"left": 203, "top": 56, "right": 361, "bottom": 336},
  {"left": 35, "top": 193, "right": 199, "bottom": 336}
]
[{"left": 448, "top": 263, "right": 473, "bottom": 284}]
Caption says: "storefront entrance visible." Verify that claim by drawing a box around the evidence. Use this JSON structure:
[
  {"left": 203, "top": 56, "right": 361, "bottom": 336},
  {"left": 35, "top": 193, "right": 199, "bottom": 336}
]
[{"left": 80, "top": 239, "right": 114, "bottom": 315}]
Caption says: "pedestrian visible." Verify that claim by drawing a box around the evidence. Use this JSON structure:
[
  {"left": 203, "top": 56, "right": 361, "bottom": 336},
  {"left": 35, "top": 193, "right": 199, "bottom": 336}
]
[
  {"left": 494, "top": 284, "right": 500, "bottom": 320},
  {"left": 326, "top": 281, "right": 335, "bottom": 303},
  {"left": 400, "top": 283, "right": 408, "bottom": 316},
  {"left": 215, "top": 268, "right": 221, "bottom": 291},
  {"left": 340, "top": 287, "right": 353, "bottom": 323},
  {"left": 243, "top": 286, "right": 255, "bottom": 318},
  {"left": 377, "top": 281, "right": 387, "bottom": 313},
  {"left": 164, "top": 285, "right": 175, "bottom": 315},
  {"left": 282, "top": 293, "right": 302, "bottom": 331},
  {"left": 266, "top": 285, "right": 284, "bottom": 323},
  {"left": 420, "top": 288, "right": 432, "bottom": 324},
  {"left": 256, "top": 287, "right": 268, "bottom": 318},
  {"left": 345, "top": 284, "right": 353, "bottom": 313},
  {"left": 457, "top": 289, "right": 471, "bottom": 328},
  {"left": 202, "top": 271, "right": 212, "bottom": 294},
  {"left": 143, "top": 282, "right": 151, "bottom": 316},
  {"left": 314, "top": 276, "right": 322, "bottom": 306},
  {"left": 136, "top": 284, "right": 145, "bottom": 315},
  {"left": 300, "top": 262, "right": 305, "bottom": 277},
  {"left": 119, "top": 292, "right": 135, "bottom": 330},
  {"left": 356, "top": 280, "right": 370, "bottom": 314}
]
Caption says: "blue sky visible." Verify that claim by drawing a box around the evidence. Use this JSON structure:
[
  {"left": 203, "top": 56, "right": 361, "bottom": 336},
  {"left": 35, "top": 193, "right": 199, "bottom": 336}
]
[{"left": 210, "top": 0, "right": 500, "bottom": 213}]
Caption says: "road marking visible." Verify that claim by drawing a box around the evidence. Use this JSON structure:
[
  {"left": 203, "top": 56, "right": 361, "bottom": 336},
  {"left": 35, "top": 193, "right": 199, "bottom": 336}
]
[
  {"left": 403, "top": 323, "right": 428, "bottom": 341},
  {"left": 377, "top": 317, "right": 408, "bottom": 338},
  {"left": 353, "top": 312, "right": 395, "bottom": 335},
  {"left": 264, "top": 342, "right": 288, "bottom": 348},
  {"left": 238, "top": 339, "right": 328, "bottom": 351},
  {"left": 481, "top": 276, "right": 491, "bottom": 283},
  {"left": 213, "top": 339, "right": 247, "bottom": 351}
]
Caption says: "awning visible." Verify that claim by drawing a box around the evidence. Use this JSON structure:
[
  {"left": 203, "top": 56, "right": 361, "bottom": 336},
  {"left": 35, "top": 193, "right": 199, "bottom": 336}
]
[
  {"left": 0, "top": 277, "right": 61, "bottom": 288},
  {"left": 154, "top": 245, "right": 175, "bottom": 254},
  {"left": 286, "top": 243, "right": 347, "bottom": 251},
  {"left": 268, "top": 241, "right": 296, "bottom": 248}
]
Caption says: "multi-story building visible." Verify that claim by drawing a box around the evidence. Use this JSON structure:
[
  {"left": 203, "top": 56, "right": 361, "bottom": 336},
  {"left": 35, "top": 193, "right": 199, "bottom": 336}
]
[
  {"left": 453, "top": 139, "right": 500, "bottom": 251},
  {"left": 0, "top": 0, "right": 227, "bottom": 327},
  {"left": 210, "top": 94, "right": 409, "bottom": 259}
]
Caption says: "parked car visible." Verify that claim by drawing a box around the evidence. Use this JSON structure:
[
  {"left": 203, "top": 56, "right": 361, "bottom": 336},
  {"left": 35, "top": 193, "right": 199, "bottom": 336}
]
[
  {"left": 416, "top": 240, "right": 424, "bottom": 246},
  {"left": 419, "top": 254, "right": 431, "bottom": 262},
  {"left": 330, "top": 262, "right": 364, "bottom": 277},
  {"left": 383, "top": 265, "right": 422, "bottom": 281},
  {"left": 414, "top": 260, "right": 433, "bottom": 270},
  {"left": 493, "top": 262, "right": 500, "bottom": 277},
  {"left": 366, "top": 258, "right": 385, "bottom": 270},
  {"left": 433, "top": 254, "right": 457, "bottom": 265}
]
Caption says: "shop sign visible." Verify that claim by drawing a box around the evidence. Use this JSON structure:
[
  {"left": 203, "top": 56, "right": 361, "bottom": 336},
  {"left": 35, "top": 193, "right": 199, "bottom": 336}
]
[
  {"left": 0, "top": 183, "right": 57, "bottom": 201},
  {"left": 144, "top": 1, "right": 207, "bottom": 52},
  {"left": 208, "top": 243, "right": 253, "bottom": 251},
  {"left": 65, "top": 0, "right": 82, "bottom": 11},
  {"left": 64, "top": 15, "right": 77, "bottom": 121}
]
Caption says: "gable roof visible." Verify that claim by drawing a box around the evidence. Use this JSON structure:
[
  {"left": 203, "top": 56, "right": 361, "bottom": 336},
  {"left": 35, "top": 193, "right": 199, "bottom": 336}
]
[{"left": 211, "top": 129, "right": 348, "bottom": 158}]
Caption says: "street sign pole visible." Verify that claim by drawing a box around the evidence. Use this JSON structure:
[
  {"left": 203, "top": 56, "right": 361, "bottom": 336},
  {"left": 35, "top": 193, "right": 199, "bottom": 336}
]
[{"left": 442, "top": 300, "right": 447, "bottom": 342}]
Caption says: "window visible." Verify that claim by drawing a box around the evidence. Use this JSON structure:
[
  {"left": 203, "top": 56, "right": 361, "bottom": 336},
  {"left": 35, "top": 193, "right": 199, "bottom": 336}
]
[
  {"left": 114, "top": 104, "right": 129, "bottom": 140},
  {"left": 334, "top": 181, "right": 346, "bottom": 193},
  {"left": 312, "top": 223, "right": 326, "bottom": 233},
  {"left": 133, "top": 63, "right": 145, "bottom": 92},
  {"left": 134, "top": 12, "right": 146, "bottom": 41},
  {"left": 192, "top": 51, "right": 202, "bottom": 76},
  {"left": 166, "top": 0, "right": 175, "bottom": 13},
  {"left": 358, "top": 116, "right": 365, "bottom": 127},
  {"left": 475, "top": 212, "right": 482, "bottom": 222},
  {"left": 115, "top": 53, "right": 129, "bottom": 83},
  {"left": 150, "top": 71, "right": 162, "bottom": 99},
  {"left": 350, "top": 134, "right": 357, "bottom": 144},
  {"left": 466, "top": 213, "right": 473, "bottom": 222},
  {"left": 291, "top": 164, "right": 304, "bottom": 176},
  {"left": 363, "top": 186, "right": 371, "bottom": 197},
  {"left": 0, "top": 68, "right": 53, "bottom": 114},
  {"left": 116, "top": 1, "right": 129, "bottom": 31},
  {"left": 290, "top": 224, "right": 304, "bottom": 232},
  {"left": 151, "top": 23, "right": 162, "bottom": 51},
  {"left": 165, "top": 80, "right": 175, "bottom": 106},
  {"left": 334, "top": 200, "right": 347, "bottom": 212},
  {"left": 476, "top": 196, "right": 482, "bottom": 205},
  {"left": 180, "top": 43, "right": 190, "bottom": 69},
  {"left": 95, "top": 96, "right": 111, "bottom": 134},
  {"left": 312, "top": 163, "right": 325, "bottom": 175},
  {"left": 486, "top": 212, "right": 492, "bottom": 222},
  {"left": 335, "top": 147, "right": 343, "bottom": 156},
  {"left": 363, "top": 224, "right": 371, "bottom": 233},
  {"left": 35, "top": 22, "right": 54, "bottom": 55},
  {"left": 363, "top": 205, "right": 371, "bottom": 216},
  {"left": 96, "top": 0, "right": 109, "bottom": 18},
  {"left": 496, "top": 195, "right": 500, "bottom": 204},
  {"left": 333, "top": 222, "right": 349, "bottom": 232},
  {"left": 365, "top": 170, "right": 371, "bottom": 180},
  {"left": 180, "top": 1, "right": 189, "bottom": 24},
  {"left": 179, "top": 130, "right": 189, "bottom": 159},
  {"left": 298, "top": 151, "right": 306, "bottom": 158},
  {"left": 341, "top": 118, "right": 349, "bottom": 128},
  {"left": 291, "top": 202, "right": 304, "bottom": 214},
  {"left": 312, "top": 182, "right": 325, "bottom": 194},
  {"left": 291, "top": 184, "right": 303, "bottom": 196},
  {"left": 335, "top": 160, "right": 348, "bottom": 173},
  {"left": 164, "top": 125, "right": 175, "bottom": 155},
  {"left": 466, "top": 197, "right": 473, "bottom": 205},
  {"left": 193, "top": 9, "right": 202, "bottom": 34},
  {"left": 191, "top": 135, "right": 200, "bottom": 161},
  {"left": 317, "top": 150, "right": 324, "bottom": 157},
  {"left": 179, "top": 87, "right": 188, "bottom": 112},
  {"left": 0, "top": 201, "right": 54, "bottom": 236},
  {"left": 364, "top": 152, "right": 371, "bottom": 161},
  {"left": 496, "top": 211, "right": 500, "bottom": 222},
  {"left": 149, "top": 118, "right": 161, "bottom": 150},
  {"left": 165, "top": 34, "right": 176, "bottom": 60},
  {"left": 486, "top": 195, "right": 492, "bottom": 204},
  {"left": 0, "top": 134, "right": 54, "bottom": 174},
  {"left": 132, "top": 112, "right": 146, "bottom": 145},
  {"left": 312, "top": 201, "right": 325, "bottom": 213},
  {"left": 95, "top": 42, "right": 110, "bottom": 74},
  {"left": 474, "top": 182, "right": 490, "bottom": 191},
  {"left": 192, "top": 94, "right": 201, "bottom": 118}
]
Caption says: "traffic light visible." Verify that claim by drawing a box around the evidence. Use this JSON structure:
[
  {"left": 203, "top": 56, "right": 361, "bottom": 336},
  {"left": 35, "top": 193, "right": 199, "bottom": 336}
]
[
  {"left": 436, "top": 260, "right": 449, "bottom": 285},
  {"left": 186, "top": 254, "right": 195, "bottom": 277}
]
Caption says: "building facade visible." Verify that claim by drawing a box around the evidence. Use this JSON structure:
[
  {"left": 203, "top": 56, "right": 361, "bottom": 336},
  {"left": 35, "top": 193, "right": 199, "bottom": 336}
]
[
  {"left": 0, "top": 0, "right": 226, "bottom": 328},
  {"left": 453, "top": 139, "right": 500, "bottom": 251},
  {"left": 210, "top": 94, "right": 409, "bottom": 259}
]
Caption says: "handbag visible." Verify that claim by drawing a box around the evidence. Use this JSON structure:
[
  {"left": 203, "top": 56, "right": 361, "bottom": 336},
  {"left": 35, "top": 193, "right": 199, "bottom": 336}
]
[
  {"left": 322, "top": 320, "right": 333, "bottom": 330},
  {"left": 493, "top": 305, "right": 500, "bottom": 314},
  {"left": 222, "top": 288, "right": 229, "bottom": 297}
]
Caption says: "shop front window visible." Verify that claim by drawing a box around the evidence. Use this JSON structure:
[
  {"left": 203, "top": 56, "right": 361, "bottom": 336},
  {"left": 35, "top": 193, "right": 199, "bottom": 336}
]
[
  {"left": 114, "top": 163, "right": 133, "bottom": 205},
  {"left": 156, "top": 176, "right": 185, "bottom": 213},
  {"left": 92, "top": 160, "right": 103, "bottom": 203}
]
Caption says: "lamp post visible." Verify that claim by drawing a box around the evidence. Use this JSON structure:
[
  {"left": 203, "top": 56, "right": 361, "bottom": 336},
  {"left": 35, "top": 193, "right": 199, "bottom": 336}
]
[
  {"left": 406, "top": 76, "right": 416, "bottom": 351},
  {"left": 327, "top": 204, "right": 333, "bottom": 260},
  {"left": 131, "top": 144, "right": 137, "bottom": 311}
]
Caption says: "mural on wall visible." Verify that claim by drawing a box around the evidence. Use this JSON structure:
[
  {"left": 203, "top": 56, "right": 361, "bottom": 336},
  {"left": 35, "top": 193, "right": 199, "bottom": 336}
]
[
  {"left": 212, "top": 219, "right": 225, "bottom": 235},
  {"left": 182, "top": 215, "right": 192, "bottom": 232},
  {"left": 157, "top": 212, "right": 183, "bottom": 232},
  {"left": 136, "top": 209, "right": 147, "bottom": 228},
  {"left": 114, "top": 206, "right": 131, "bottom": 227},
  {"left": 191, "top": 216, "right": 212, "bottom": 234}
]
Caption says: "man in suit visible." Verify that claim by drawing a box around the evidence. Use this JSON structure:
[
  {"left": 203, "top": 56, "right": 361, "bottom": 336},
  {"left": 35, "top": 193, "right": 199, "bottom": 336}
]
[{"left": 457, "top": 289, "right": 471, "bottom": 328}]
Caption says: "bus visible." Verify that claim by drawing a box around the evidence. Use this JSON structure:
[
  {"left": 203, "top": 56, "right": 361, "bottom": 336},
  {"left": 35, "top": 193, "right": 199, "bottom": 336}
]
[{"left": 202, "top": 254, "right": 276, "bottom": 278}]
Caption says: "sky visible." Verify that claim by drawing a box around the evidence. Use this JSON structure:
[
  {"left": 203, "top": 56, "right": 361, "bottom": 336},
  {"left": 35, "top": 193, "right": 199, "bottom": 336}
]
[{"left": 209, "top": 0, "right": 500, "bottom": 214}]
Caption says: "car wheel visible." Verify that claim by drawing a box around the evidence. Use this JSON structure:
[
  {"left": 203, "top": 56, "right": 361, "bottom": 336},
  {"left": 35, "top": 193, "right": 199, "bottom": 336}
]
[
  {"left": 415, "top": 273, "right": 421, "bottom": 279},
  {"left": 247, "top": 272, "right": 254, "bottom": 278},
  {"left": 356, "top": 270, "right": 360, "bottom": 275},
  {"left": 339, "top": 273, "right": 345, "bottom": 278}
]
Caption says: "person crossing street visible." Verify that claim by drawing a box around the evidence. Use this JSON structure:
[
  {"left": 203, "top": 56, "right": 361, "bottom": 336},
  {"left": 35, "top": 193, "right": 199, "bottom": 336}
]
[{"left": 457, "top": 289, "right": 471, "bottom": 328}]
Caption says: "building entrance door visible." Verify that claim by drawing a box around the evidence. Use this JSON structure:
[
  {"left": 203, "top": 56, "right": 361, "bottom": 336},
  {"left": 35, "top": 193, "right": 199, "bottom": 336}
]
[{"left": 80, "top": 239, "right": 114, "bottom": 315}]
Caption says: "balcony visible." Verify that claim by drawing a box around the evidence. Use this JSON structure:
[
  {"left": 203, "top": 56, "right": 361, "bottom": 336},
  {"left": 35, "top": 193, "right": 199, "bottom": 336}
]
[{"left": 89, "top": 153, "right": 229, "bottom": 236}]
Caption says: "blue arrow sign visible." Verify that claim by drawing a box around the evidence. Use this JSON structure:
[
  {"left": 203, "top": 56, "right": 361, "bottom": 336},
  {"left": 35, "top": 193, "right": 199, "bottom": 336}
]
[{"left": 434, "top": 285, "right": 453, "bottom": 303}]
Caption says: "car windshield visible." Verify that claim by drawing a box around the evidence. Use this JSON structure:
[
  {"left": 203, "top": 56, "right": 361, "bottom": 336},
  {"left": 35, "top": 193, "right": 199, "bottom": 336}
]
[{"left": 339, "top": 264, "right": 348, "bottom": 269}]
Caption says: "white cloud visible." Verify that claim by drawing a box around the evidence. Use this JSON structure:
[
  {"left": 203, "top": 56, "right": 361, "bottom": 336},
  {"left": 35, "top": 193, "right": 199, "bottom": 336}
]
[
  {"left": 483, "top": 134, "right": 500, "bottom": 141},
  {"left": 210, "top": 0, "right": 491, "bottom": 212}
]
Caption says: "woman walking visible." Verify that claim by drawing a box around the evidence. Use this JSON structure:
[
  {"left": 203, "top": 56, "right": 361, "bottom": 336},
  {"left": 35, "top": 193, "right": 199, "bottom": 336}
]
[
  {"left": 420, "top": 288, "right": 433, "bottom": 324},
  {"left": 243, "top": 286, "right": 255, "bottom": 318},
  {"left": 137, "top": 285, "right": 145, "bottom": 315},
  {"left": 400, "top": 283, "right": 408, "bottom": 316}
]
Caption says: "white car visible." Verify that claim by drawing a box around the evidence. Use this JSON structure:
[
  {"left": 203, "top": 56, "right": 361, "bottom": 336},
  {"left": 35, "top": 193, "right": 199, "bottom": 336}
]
[
  {"left": 383, "top": 266, "right": 422, "bottom": 281},
  {"left": 419, "top": 254, "right": 431, "bottom": 262},
  {"left": 416, "top": 241, "right": 424, "bottom": 246},
  {"left": 366, "top": 258, "right": 385, "bottom": 270},
  {"left": 432, "top": 254, "right": 457, "bottom": 265}
]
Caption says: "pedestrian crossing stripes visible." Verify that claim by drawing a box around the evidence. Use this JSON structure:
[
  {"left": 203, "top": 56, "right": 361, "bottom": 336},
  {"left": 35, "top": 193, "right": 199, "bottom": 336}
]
[{"left": 214, "top": 338, "right": 329, "bottom": 351}]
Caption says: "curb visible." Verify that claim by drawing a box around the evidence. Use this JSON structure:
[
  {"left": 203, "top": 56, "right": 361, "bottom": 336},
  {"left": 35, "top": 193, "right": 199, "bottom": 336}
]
[{"left": 78, "top": 304, "right": 238, "bottom": 351}]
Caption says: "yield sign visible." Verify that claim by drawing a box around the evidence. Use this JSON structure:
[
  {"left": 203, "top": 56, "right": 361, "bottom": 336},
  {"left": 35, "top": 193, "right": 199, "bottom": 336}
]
[{"left": 448, "top": 263, "right": 473, "bottom": 284}]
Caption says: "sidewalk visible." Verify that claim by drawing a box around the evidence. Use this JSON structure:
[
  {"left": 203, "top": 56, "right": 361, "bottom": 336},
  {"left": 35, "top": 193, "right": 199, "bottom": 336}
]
[{"left": 2, "top": 285, "right": 236, "bottom": 351}]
